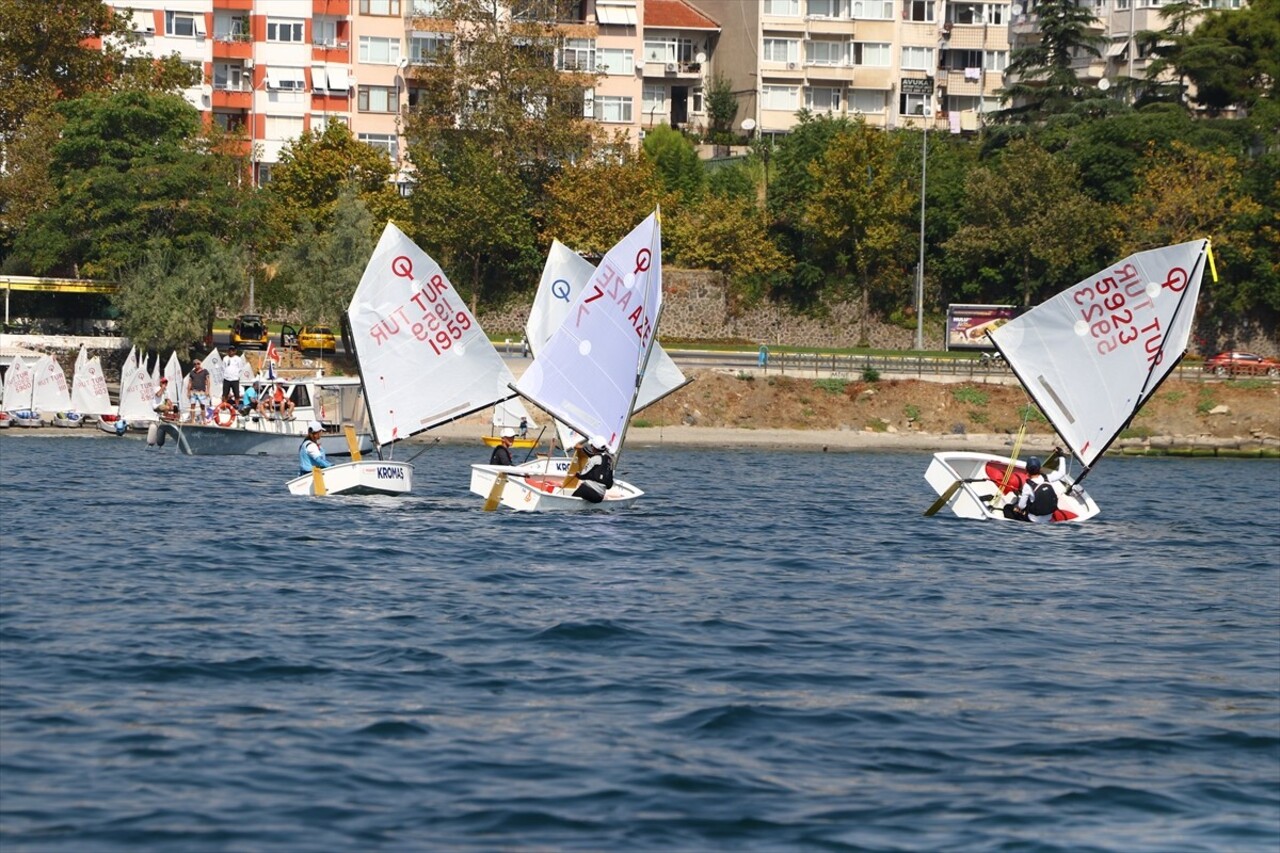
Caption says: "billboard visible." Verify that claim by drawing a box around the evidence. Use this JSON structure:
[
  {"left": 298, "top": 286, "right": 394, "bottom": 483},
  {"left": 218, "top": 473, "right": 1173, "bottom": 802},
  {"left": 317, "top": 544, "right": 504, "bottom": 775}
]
[{"left": 946, "top": 304, "right": 1021, "bottom": 351}]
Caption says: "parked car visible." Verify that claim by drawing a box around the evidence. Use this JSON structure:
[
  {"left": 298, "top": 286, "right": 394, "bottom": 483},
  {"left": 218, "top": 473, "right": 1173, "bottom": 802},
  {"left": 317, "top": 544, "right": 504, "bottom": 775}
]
[
  {"left": 295, "top": 325, "right": 337, "bottom": 354},
  {"left": 230, "top": 314, "right": 270, "bottom": 350},
  {"left": 1202, "top": 351, "right": 1280, "bottom": 377}
]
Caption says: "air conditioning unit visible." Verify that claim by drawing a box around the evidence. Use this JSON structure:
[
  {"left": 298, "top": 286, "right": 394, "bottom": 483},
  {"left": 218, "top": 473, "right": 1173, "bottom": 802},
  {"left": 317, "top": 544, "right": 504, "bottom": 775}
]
[
  {"left": 664, "top": 62, "right": 677, "bottom": 73},
  {"left": 638, "top": 129, "right": 646, "bottom": 139},
  {"left": 244, "top": 58, "right": 255, "bottom": 68}
]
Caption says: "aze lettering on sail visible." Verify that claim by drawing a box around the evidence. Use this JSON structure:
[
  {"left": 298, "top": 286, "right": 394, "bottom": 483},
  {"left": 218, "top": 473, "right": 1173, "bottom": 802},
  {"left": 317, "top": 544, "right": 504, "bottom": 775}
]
[{"left": 574, "top": 247, "right": 656, "bottom": 350}]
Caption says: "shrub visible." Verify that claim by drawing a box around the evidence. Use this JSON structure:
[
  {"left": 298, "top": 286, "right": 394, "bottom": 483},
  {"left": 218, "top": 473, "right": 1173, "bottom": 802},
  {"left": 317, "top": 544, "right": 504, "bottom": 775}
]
[
  {"left": 953, "top": 386, "right": 988, "bottom": 406},
  {"left": 814, "top": 378, "right": 847, "bottom": 395},
  {"left": 904, "top": 404, "right": 920, "bottom": 421},
  {"left": 862, "top": 367, "right": 881, "bottom": 382}
]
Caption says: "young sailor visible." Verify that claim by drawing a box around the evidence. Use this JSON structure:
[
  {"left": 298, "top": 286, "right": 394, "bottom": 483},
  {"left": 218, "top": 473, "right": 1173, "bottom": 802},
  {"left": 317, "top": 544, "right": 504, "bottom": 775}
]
[
  {"left": 571, "top": 435, "right": 614, "bottom": 504},
  {"left": 299, "top": 420, "right": 333, "bottom": 476},
  {"left": 489, "top": 427, "right": 516, "bottom": 466},
  {"left": 1004, "top": 452, "right": 1067, "bottom": 523}
]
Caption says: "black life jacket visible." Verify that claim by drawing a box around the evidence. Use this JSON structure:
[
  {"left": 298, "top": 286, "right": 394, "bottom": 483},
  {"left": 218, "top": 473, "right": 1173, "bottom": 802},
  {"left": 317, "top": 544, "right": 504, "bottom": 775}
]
[{"left": 1027, "top": 480, "right": 1058, "bottom": 515}]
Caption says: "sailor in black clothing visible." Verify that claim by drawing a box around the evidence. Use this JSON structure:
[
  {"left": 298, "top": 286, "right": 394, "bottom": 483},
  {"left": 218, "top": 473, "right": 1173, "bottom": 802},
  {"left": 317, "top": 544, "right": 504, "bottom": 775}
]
[
  {"left": 572, "top": 435, "right": 614, "bottom": 503},
  {"left": 490, "top": 428, "right": 516, "bottom": 466}
]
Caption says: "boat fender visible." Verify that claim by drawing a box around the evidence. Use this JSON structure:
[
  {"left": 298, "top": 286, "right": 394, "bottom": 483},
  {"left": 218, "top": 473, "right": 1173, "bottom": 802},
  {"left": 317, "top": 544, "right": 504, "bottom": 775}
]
[
  {"left": 146, "top": 422, "right": 159, "bottom": 446},
  {"left": 116, "top": 419, "right": 127, "bottom": 436},
  {"left": 155, "top": 424, "right": 166, "bottom": 447},
  {"left": 214, "top": 403, "right": 237, "bottom": 428}
]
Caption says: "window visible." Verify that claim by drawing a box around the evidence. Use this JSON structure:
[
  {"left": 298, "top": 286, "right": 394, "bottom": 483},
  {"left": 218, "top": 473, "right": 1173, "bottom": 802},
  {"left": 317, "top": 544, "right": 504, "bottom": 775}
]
[
  {"left": 410, "top": 32, "right": 451, "bottom": 64},
  {"left": 597, "top": 47, "right": 634, "bottom": 75},
  {"left": 1116, "top": 0, "right": 1130, "bottom": 9},
  {"left": 899, "top": 91, "right": 931, "bottom": 115},
  {"left": 984, "top": 4, "right": 1005, "bottom": 24},
  {"left": 213, "top": 62, "right": 251, "bottom": 91},
  {"left": 595, "top": 95, "right": 633, "bottom": 122},
  {"left": 942, "top": 49, "right": 982, "bottom": 70},
  {"left": 901, "top": 46, "right": 933, "bottom": 70},
  {"left": 984, "top": 50, "right": 1008, "bottom": 72},
  {"left": 213, "top": 112, "right": 246, "bottom": 132},
  {"left": 691, "top": 86, "right": 704, "bottom": 113},
  {"left": 360, "top": 0, "right": 402, "bottom": 14},
  {"left": 644, "top": 37, "right": 693, "bottom": 64},
  {"left": 761, "top": 85, "right": 799, "bottom": 110},
  {"left": 849, "top": 88, "right": 885, "bottom": 113},
  {"left": 764, "top": 0, "right": 800, "bottom": 15},
  {"left": 265, "top": 115, "right": 305, "bottom": 141},
  {"left": 808, "top": 0, "right": 845, "bottom": 17},
  {"left": 582, "top": 89, "right": 594, "bottom": 118},
  {"left": 165, "top": 11, "right": 198, "bottom": 37},
  {"left": 267, "top": 19, "right": 304, "bottom": 43},
  {"left": 266, "top": 67, "right": 307, "bottom": 92},
  {"left": 763, "top": 39, "right": 800, "bottom": 64},
  {"left": 360, "top": 36, "right": 402, "bottom": 64},
  {"left": 852, "top": 0, "right": 893, "bottom": 17},
  {"left": 314, "top": 18, "right": 339, "bottom": 47},
  {"left": 326, "top": 66, "right": 350, "bottom": 91},
  {"left": 595, "top": 1, "right": 638, "bottom": 25},
  {"left": 905, "top": 0, "right": 935, "bottom": 21},
  {"left": 806, "top": 86, "right": 842, "bottom": 112},
  {"left": 853, "top": 42, "right": 890, "bottom": 66},
  {"left": 215, "top": 15, "right": 249, "bottom": 41},
  {"left": 412, "top": 0, "right": 444, "bottom": 14},
  {"left": 949, "top": 3, "right": 980, "bottom": 24},
  {"left": 807, "top": 40, "right": 846, "bottom": 65},
  {"left": 560, "top": 38, "right": 595, "bottom": 71},
  {"left": 642, "top": 83, "right": 666, "bottom": 114},
  {"left": 312, "top": 113, "right": 348, "bottom": 133},
  {"left": 359, "top": 133, "right": 399, "bottom": 160},
  {"left": 358, "top": 85, "right": 399, "bottom": 112}
]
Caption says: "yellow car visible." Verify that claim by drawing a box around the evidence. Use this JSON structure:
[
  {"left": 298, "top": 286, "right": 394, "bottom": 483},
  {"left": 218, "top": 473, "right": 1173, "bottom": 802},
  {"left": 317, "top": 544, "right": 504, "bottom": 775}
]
[
  {"left": 230, "top": 314, "right": 269, "bottom": 350},
  {"left": 295, "top": 325, "right": 337, "bottom": 354}
]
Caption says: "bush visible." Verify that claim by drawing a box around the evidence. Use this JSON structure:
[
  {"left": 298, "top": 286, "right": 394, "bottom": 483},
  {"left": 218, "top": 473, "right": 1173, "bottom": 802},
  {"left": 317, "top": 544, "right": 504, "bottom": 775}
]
[{"left": 862, "top": 367, "right": 880, "bottom": 382}]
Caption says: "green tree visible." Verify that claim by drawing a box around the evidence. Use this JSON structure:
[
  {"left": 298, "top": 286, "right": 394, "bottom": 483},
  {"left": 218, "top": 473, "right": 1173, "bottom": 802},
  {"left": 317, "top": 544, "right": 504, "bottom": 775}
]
[
  {"left": 541, "top": 150, "right": 669, "bottom": 257},
  {"left": 704, "top": 73, "right": 738, "bottom": 142},
  {"left": 666, "top": 196, "right": 790, "bottom": 303},
  {"left": 12, "top": 90, "right": 244, "bottom": 279},
  {"left": 1176, "top": 0, "right": 1280, "bottom": 116},
  {"left": 642, "top": 124, "right": 706, "bottom": 206},
  {"left": 997, "top": 0, "right": 1106, "bottom": 121},
  {"left": 1135, "top": 1, "right": 1209, "bottom": 107},
  {"left": 113, "top": 240, "right": 246, "bottom": 353},
  {"left": 273, "top": 183, "right": 377, "bottom": 326},
  {"left": 944, "top": 139, "right": 1111, "bottom": 305},
  {"left": 265, "top": 123, "right": 407, "bottom": 245},
  {"left": 802, "top": 119, "right": 916, "bottom": 320}
]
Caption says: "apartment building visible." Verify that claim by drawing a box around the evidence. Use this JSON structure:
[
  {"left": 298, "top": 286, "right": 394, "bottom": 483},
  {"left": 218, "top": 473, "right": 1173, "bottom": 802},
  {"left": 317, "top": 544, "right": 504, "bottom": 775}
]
[{"left": 690, "top": 0, "right": 1010, "bottom": 136}]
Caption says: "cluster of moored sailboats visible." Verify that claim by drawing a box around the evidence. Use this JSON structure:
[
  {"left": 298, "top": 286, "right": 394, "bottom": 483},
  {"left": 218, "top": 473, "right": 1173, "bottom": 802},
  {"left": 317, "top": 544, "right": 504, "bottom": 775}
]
[{"left": 2, "top": 218, "right": 1213, "bottom": 522}]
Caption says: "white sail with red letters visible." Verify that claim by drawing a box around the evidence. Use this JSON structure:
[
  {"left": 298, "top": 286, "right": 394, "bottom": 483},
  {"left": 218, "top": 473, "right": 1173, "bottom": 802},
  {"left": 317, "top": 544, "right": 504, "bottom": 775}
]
[
  {"left": 989, "top": 239, "right": 1209, "bottom": 468},
  {"left": 516, "top": 211, "right": 664, "bottom": 455}
]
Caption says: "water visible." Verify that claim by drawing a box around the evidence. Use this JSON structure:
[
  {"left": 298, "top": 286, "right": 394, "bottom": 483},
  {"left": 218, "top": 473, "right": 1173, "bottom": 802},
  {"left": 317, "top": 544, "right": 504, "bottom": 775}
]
[{"left": 2, "top": 435, "right": 1277, "bottom": 852}]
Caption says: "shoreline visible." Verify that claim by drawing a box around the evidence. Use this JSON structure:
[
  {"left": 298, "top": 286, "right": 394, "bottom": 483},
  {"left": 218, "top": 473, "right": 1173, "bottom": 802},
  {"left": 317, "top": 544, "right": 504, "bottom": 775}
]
[{"left": 5, "top": 421, "right": 1278, "bottom": 458}]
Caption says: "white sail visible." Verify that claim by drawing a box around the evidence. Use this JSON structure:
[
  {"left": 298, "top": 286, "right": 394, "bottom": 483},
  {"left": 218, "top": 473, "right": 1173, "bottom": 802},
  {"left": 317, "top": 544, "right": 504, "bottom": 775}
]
[
  {"left": 118, "top": 358, "right": 159, "bottom": 423},
  {"left": 70, "top": 354, "right": 114, "bottom": 415},
  {"left": 530, "top": 240, "right": 687, "bottom": 415},
  {"left": 517, "top": 211, "right": 663, "bottom": 453},
  {"left": 30, "top": 355, "right": 72, "bottom": 414},
  {"left": 347, "top": 221, "right": 517, "bottom": 445},
  {"left": 990, "top": 239, "right": 1209, "bottom": 468},
  {"left": 202, "top": 348, "right": 224, "bottom": 395},
  {"left": 122, "top": 346, "right": 138, "bottom": 379},
  {"left": 164, "top": 351, "right": 186, "bottom": 410},
  {"left": 3, "top": 357, "right": 34, "bottom": 410},
  {"left": 74, "top": 344, "right": 88, "bottom": 377},
  {"left": 492, "top": 396, "right": 536, "bottom": 432}
]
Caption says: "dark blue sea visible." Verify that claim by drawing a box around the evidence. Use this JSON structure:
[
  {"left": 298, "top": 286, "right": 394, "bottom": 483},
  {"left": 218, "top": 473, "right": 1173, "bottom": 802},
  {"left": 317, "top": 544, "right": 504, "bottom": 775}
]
[{"left": 1, "top": 434, "right": 1277, "bottom": 852}]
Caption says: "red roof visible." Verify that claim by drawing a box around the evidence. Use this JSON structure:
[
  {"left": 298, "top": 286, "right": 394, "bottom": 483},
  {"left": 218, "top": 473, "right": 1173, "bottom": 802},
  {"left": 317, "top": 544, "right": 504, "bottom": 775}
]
[{"left": 644, "top": 0, "right": 720, "bottom": 31}]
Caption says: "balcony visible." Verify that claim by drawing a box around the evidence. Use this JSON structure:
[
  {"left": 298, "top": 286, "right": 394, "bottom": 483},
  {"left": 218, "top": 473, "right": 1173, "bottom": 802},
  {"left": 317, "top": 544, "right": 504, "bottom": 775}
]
[
  {"left": 213, "top": 0, "right": 253, "bottom": 10},
  {"left": 211, "top": 86, "right": 252, "bottom": 110},
  {"left": 212, "top": 34, "right": 252, "bottom": 60},
  {"left": 643, "top": 60, "right": 702, "bottom": 79}
]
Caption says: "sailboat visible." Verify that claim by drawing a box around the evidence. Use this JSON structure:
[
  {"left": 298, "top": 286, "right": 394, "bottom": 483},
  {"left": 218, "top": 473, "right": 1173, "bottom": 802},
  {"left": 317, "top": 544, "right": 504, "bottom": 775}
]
[
  {"left": 70, "top": 345, "right": 115, "bottom": 425},
  {"left": 287, "top": 221, "right": 519, "bottom": 496},
  {"left": 469, "top": 210, "right": 666, "bottom": 511},
  {"left": 924, "top": 238, "right": 1213, "bottom": 522},
  {"left": 3, "top": 357, "right": 39, "bottom": 426},
  {"left": 483, "top": 397, "right": 539, "bottom": 450}
]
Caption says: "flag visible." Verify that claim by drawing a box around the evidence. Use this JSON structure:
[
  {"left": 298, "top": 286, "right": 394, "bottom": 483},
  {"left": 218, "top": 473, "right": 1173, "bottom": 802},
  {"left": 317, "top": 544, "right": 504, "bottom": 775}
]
[{"left": 266, "top": 339, "right": 282, "bottom": 365}]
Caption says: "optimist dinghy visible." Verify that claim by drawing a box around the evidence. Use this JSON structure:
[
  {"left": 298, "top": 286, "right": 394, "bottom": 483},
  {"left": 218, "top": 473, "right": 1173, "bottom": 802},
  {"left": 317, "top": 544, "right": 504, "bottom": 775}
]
[{"left": 924, "top": 239, "right": 1213, "bottom": 522}]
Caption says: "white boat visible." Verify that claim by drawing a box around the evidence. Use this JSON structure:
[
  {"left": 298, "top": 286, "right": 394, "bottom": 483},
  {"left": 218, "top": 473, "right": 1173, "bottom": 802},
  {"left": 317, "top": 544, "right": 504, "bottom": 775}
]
[
  {"left": 1, "top": 356, "right": 34, "bottom": 426},
  {"left": 160, "top": 372, "right": 374, "bottom": 457},
  {"left": 288, "top": 221, "right": 518, "bottom": 496},
  {"left": 924, "top": 238, "right": 1213, "bottom": 522},
  {"left": 2, "top": 354, "right": 71, "bottom": 426},
  {"left": 471, "top": 211, "right": 667, "bottom": 511}
]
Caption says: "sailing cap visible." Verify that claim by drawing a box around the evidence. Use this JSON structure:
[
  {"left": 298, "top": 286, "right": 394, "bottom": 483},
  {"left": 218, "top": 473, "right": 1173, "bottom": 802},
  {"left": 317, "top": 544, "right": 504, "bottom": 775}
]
[
  {"left": 590, "top": 435, "right": 607, "bottom": 450},
  {"left": 159, "top": 377, "right": 168, "bottom": 383},
  {"left": 1026, "top": 456, "right": 1042, "bottom": 472},
  {"left": 500, "top": 427, "right": 516, "bottom": 439},
  {"left": 307, "top": 420, "right": 323, "bottom": 433}
]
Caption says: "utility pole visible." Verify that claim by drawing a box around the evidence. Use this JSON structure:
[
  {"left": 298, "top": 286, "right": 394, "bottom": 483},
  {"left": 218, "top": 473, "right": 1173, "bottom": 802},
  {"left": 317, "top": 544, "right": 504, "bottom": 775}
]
[{"left": 915, "top": 93, "right": 929, "bottom": 352}]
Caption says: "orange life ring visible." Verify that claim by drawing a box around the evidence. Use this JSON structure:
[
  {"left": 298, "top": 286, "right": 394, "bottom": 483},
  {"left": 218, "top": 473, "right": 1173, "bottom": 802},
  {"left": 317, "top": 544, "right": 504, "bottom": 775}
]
[{"left": 214, "top": 403, "right": 237, "bottom": 427}]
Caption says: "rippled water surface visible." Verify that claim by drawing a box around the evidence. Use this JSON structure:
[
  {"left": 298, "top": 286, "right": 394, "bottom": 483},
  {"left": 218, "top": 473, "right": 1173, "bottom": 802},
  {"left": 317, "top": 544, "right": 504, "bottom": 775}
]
[{"left": 2, "top": 434, "right": 1277, "bottom": 852}]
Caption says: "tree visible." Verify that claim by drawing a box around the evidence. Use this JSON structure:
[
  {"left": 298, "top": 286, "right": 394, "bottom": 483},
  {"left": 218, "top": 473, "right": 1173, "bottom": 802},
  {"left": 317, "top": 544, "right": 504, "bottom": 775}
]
[
  {"left": 540, "top": 151, "right": 669, "bottom": 257},
  {"left": 273, "top": 183, "right": 377, "bottom": 326},
  {"left": 0, "top": 0, "right": 196, "bottom": 143},
  {"left": 642, "top": 124, "right": 706, "bottom": 206},
  {"left": 265, "top": 123, "right": 407, "bottom": 244},
  {"left": 113, "top": 240, "right": 246, "bottom": 353},
  {"left": 666, "top": 196, "right": 790, "bottom": 303},
  {"left": 997, "top": 0, "right": 1106, "bottom": 121},
  {"left": 1135, "top": 1, "right": 1209, "bottom": 107},
  {"left": 704, "top": 73, "right": 738, "bottom": 143},
  {"left": 802, "top": 120, "right": 916, "bottom": 319},
  {"left": 944, "top": 139, "right": 1112, "bottom": 305},
  {"left": 1175, "top": 0, "right": 1280, "bottom": 116},
  {"left": 12, "top": 90, "right": 244, "bottom": 279}
]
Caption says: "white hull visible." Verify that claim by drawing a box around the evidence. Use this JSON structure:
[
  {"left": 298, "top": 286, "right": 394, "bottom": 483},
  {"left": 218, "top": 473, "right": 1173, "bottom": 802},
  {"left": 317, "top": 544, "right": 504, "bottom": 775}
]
[
  {"left": 9, "top": 410, "right": 43, "bottom": 427},
  {"left": 52, "top": 413, "right": 84, "bottom": 428},
  {"left": 97, "top": 415, "right": 126, "bottom": 435},
  {"left": 924, "top": 451, "right": 1100, "bottom": 523},
  {"left": 470, "top": 463, "right": 643, "bottom": 512},
  {"left": 286, "top": 460, "right": 413, "bottom": 496},
  {"left": 0, "top": 413, "right": 10, "bottom": 429},
  {"left": 159, "top": 420, "right": 373, "bottom": 457}
]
